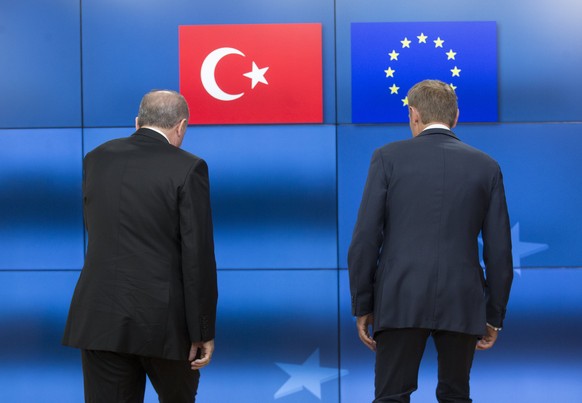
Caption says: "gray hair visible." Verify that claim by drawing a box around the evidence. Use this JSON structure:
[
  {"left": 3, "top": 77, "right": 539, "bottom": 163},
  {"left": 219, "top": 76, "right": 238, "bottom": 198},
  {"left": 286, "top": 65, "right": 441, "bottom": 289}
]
[
  {"left": 407, "top": 80, "right": 458, "bottom": 128},
  {"left": 136, "top": 90, "right": 190, "bottom": 129}
]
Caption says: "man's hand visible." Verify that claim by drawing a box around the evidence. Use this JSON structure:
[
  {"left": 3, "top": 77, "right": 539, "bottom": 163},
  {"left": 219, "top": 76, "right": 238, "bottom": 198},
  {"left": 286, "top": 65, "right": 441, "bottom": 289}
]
[
  {"left": 357, "top": 313, "right": 376, "bottom": 352},
  {"left": 476, "top": 326, "right": 498, "bottom": 350},
  {"left": 189, "top": 339, "right": 215, "bottom": 370}
]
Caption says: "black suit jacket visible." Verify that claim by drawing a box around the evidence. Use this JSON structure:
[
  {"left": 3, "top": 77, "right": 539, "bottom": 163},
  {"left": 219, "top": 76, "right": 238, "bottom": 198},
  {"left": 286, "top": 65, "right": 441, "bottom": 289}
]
[
  {"left": 63, "top": 128, "right": 218, "bottom": 360},
  {"left": 348, "top": 128, "right": 513, "bottom": 336}
]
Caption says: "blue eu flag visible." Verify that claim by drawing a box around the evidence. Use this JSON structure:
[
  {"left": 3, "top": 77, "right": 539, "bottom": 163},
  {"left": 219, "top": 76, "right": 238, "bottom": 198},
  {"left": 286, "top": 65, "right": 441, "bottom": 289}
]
[{"left": 351, "top": 21, "right": 498, "bottom": 123}]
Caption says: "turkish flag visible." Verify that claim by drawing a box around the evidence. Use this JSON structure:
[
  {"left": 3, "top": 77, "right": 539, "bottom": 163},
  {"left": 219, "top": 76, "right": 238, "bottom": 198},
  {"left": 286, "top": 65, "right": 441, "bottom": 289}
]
[{"left": 179, "top": 23, "right": 322, "bottom": 124}]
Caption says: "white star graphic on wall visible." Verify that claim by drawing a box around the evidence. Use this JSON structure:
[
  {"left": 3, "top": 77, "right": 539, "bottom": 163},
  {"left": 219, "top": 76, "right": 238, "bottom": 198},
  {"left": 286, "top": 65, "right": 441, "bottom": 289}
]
[
  {"left": 510, "top": 222, "right": 549, "bottom": 274},
  {"left": 479, "top": 222, "right": 549, "bottom": 276},
  {"left": 274, "top": 349, "right": 349, "bottom": 400}
]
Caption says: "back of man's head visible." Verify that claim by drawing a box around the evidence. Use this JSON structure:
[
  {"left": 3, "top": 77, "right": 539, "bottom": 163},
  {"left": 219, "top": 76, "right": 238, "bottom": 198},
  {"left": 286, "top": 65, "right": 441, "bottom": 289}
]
[
  {"left": 407, "top": 80, "right": 458, "bottom": 128},
  {"left": 137, "top": 90, "right": 190, "bottom": 129}
]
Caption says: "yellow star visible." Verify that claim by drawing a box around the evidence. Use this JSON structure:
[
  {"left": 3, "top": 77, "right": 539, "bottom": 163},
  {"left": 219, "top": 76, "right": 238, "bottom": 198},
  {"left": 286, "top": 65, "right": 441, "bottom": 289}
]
[
  {"left": 417, "top": 33, "right": 428, "bottom": 43},
  {"left": 434, "top": 37, "right": 445, "bottom": 48},
  {"left": 384, "top": 67, "right": 395, "bottom": 78},
  {"left": 389, "top": 84, "right": 400, "bottom": 94},
  {"left": 388, "top": 50, "right": 399, "bottom": 61},
  {"left": 446, "top": 49, "right": 457, "bottom": 60},
  {"left": 451, "top": 66, "right": 461, "bottom": 77},
  {"left": 449, "top": 83, "right": 457, "bottom": 91},
  {"left": 400, "top": 37, "right": 411, "bottom": 48},
  {"left": 402, "top": 96, "right": 409, "bottom": 106}
]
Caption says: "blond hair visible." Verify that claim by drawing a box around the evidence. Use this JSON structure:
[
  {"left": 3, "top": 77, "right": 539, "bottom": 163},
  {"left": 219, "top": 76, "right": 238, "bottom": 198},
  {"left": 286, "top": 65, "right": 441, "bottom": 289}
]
[{"left": 407, "top": 80, "right": 458, "bottom": 127}]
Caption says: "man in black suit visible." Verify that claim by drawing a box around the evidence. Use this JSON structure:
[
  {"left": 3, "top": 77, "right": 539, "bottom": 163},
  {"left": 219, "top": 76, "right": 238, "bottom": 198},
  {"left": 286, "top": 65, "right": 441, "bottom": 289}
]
[
  {"left": 348, "top": 80, "right": 513, "bottom": 402},
  {"left": 63, "top": 90, "right": 218, "bottom": 402}
]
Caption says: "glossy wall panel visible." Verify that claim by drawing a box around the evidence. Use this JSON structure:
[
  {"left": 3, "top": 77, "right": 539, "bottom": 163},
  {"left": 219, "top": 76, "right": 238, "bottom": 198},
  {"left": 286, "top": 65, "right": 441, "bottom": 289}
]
[
  {"left": 84, "top": 125, "right": 338, "bottom": 269},
  {"left": 197, "top": 270, "right": 341, "bottom": 402},
  {"left": 0, "top": 0, "right": 81, "bottom": 128},
  {"left": 81, "top": 0, "right": 336, "bottom": 126},
  {"left": 0, "top": 270, "right": 342, "bottom": 403},
  {"left": 0, "top": 271, "right": 82, "bottom": 403},
  {"left": 337, "top": 125, "right": 410, "bottom": 268},
  {"left": 339, "top": 269, "right": 582, "bottom": 402},
  {"left": 461, "top": 124, "right": 582, "bottom": 268},
  {"left": 0, "top": 0, "right": 581, "bottom": 402},
  {"left": 338, "top": 123, "right": 582, "bottom": 269},
  {"left": 0, "top": 129, "right": 84, "bottom": 269},
  {"left": 335, "top": 0, "right": 582, "bottom": 123}
]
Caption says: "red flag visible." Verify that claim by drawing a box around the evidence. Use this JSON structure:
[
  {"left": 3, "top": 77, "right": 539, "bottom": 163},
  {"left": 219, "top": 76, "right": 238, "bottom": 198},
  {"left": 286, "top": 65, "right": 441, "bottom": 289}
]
[{"left": 179, "top": 23, "right": 322, "bottom": 124}]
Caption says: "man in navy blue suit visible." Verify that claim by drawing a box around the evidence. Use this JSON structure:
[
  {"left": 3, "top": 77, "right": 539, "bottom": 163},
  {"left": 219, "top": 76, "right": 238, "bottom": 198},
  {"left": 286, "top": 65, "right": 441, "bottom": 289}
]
[{"left": 348, "top": 80, "right": 513, "bottom": 402}]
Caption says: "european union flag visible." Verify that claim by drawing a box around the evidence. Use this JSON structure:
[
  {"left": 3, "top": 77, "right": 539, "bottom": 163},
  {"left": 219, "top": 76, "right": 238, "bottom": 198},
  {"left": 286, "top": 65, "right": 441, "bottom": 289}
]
[{"left": 351, "top": 21, "right": 498, "bottom": 123}]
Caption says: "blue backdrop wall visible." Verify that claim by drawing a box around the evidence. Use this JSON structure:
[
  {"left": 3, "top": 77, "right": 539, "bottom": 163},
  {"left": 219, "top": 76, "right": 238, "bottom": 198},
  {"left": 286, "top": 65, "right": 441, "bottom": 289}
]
[{"left": 1, "top": 0, "right": 581, "bottom": 401}]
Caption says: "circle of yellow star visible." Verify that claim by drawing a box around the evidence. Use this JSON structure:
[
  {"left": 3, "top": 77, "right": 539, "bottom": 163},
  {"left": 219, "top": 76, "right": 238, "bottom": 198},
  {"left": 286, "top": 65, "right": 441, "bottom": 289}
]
[
  {"left": 449, "top": 83, "right": 457, "bottom": 91},
  {"left": 388, "top": 50, "right": 399, "bottom": 61},
  {"left": 389, "top": 84, "right": 400, "bottom": 94},
  {"left": 446, "top": 49, "right": 457, "bottom": 60},
  {"left": 402, "top": 96, "right": 409, "bottom": 106},
  {"left": 417, "top": 33, "right": 428, "bottom": 43},
  {"left": 384, "top": 67, "right": 395, "bottom": 78},
  {"left": 434, "top": 37, "right": 445, "bottom": 48},
  {"left": 400, "top": 37, "right": 411, "bottom": 48},
  {"left": 451, "top": 66, "right": 461, "bottom": 77}
]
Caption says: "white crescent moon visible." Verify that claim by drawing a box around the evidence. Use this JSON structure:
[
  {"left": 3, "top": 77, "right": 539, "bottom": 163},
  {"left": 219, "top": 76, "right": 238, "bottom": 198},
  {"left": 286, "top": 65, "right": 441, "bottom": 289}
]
[{"left": 200, "top": 47, "right": 245, "bottom": 101}]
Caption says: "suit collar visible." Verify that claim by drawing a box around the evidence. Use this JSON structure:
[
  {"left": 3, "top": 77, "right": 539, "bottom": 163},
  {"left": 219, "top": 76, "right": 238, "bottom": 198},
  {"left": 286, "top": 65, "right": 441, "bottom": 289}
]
[
  {"left": 417, "top": 127, "right": 459, "bottom": 141},
  {"left": 133, "top": 127, "right": 171, "bottom": 144}
]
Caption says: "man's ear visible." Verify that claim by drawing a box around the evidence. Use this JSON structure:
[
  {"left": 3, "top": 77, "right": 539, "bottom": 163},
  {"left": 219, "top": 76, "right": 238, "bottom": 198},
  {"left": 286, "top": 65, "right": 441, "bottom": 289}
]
[
  {"left": 179, "top": 119, "right": 188, "bottom": 137},
  {"left": 451, "top": 108, "right": 459, "bottom": 129},
  {"left": 135, "top": 117, "right": 140, "bottom": 130},
  {"left": 409, "top": 106, "right": 420, "bottom": 124}
]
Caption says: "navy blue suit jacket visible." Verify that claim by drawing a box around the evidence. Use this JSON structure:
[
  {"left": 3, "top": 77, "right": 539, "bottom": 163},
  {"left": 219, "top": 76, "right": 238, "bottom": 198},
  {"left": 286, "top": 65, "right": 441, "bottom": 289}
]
[{"left": 348, "top": 128, "right": 513, "bottom": 336}]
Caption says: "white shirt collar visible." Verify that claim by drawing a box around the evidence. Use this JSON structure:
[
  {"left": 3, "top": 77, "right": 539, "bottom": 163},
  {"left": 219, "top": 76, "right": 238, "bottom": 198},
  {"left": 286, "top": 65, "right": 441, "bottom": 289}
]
[
  {"left": 142, "top": 126, "right": 171, "bottom": 144},
  {"left": 424, "top": 123, "right": 451, "bottom": 131}
]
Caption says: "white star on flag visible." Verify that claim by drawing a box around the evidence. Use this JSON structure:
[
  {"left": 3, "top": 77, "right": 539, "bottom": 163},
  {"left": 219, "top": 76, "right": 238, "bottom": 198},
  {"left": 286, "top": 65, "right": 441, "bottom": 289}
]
[
  {"left": 243, "top": 61, "right": 269, "bottom": 89},
  {"left": 274, "top": 349, "right": 349, "bottom": 400},
  {"left": 388, "top": 50, "right": 399, "bottom": 60},
  {"left": 417, "top": 32, "right": 428, "bottom": 43},
  {"left": 451, "top": 66, "right": 461, "bottom": 77}
]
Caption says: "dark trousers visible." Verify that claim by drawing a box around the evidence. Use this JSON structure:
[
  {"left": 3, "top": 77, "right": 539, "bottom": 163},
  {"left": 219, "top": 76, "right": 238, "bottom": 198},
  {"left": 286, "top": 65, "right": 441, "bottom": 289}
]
[
  {"left": 374, "top": 328, "right": 477, "bottom": 403},
  {"left": 81, "top": 349, "right": 200, "bottom": 403}
]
